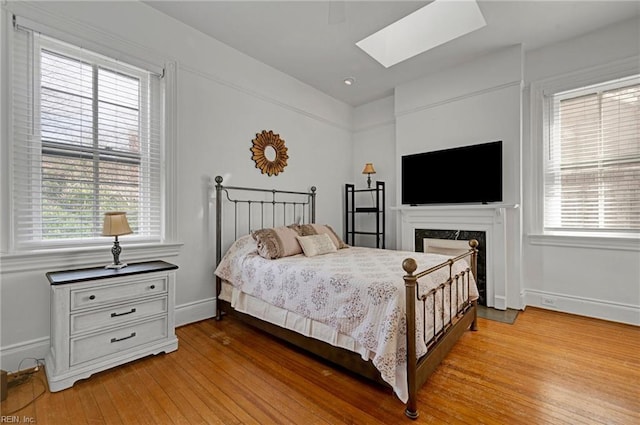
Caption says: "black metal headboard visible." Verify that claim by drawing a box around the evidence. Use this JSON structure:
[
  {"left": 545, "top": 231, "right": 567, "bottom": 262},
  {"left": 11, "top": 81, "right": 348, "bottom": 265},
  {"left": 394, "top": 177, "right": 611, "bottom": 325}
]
[{"left": 214, "top": 175, "right": 316, "bottom": 318}]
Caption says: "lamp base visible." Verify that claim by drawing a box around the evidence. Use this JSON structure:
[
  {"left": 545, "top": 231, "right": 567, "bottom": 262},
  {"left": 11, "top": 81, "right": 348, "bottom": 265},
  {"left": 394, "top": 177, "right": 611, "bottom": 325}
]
[{"left": 105, "top": 263, "right": 128, "bottom": 270}]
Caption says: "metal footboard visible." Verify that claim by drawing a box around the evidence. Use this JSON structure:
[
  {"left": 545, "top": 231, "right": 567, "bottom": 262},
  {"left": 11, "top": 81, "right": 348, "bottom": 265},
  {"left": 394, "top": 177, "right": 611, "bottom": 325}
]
[{"left": 402, "top": 240, "right": 479, "bottom": 419}]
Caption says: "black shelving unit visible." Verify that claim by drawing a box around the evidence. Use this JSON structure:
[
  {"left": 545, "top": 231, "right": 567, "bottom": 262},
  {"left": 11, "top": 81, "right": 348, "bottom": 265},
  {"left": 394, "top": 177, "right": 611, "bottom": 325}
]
[{"left": 345, "top": 181, "right": 385, "bottom": 248}]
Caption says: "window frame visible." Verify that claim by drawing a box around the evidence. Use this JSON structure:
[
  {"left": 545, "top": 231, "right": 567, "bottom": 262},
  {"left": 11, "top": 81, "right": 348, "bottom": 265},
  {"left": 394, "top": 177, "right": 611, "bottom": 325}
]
[
  {"left": 38, "top": 37, "right": 159, "bottom": 247},
  {"left": 528, "top": 57, "right": 640, "bottom": 251},
  {"left": 0, "top": 8, "right": 180, "bottom": 270},
  {"left": 544, "top": 76, "right": 640, "bottom": 234}
]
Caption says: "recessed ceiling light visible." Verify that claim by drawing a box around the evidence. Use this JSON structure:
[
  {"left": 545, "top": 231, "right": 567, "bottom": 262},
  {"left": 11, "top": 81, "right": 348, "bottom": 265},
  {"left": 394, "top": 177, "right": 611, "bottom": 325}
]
[
  {"left": 344, "top": 77, "right": 355, "bottom": 86},
  {"left": 356, "top": 0, "right": 486, "bottom": 68}
]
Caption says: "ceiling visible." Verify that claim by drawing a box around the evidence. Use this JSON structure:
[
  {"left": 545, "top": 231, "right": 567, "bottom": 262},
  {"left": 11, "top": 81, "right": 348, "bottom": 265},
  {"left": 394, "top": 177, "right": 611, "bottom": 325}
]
[{"left": 144, "top": 1, "right": 640, "bottom": 107}]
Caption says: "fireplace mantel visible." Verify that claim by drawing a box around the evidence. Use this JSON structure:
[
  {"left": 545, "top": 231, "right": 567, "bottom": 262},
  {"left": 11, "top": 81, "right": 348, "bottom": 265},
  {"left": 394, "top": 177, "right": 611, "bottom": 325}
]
[
  {"left": 396, "top": 204, "right": 519, "bottom": 310},
  {"left": 393, "top": 203, "right": 518, "bottom": 212}
]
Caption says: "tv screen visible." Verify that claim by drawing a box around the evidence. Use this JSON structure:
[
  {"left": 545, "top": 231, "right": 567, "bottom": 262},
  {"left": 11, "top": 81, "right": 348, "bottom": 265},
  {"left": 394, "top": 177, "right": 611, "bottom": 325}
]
[{"left": 401, "top": 141, "right": 502, "bottom": 205}]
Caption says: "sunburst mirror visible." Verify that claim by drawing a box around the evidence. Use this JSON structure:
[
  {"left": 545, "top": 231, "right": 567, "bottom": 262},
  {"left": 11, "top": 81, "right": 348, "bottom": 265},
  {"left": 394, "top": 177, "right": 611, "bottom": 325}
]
[{"left": 250, "top": 130, "right": 289, "bottom": 176}]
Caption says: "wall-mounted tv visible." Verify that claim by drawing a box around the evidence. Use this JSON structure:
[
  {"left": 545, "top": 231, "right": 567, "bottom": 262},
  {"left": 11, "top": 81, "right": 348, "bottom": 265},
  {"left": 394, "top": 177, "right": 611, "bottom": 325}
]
[{"left": 401, "top": 140, "right": 502, "bottom": 205}]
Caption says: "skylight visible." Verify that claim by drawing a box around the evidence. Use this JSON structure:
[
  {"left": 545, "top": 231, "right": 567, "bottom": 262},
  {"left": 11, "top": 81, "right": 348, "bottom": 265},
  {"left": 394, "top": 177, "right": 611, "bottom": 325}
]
[{"left": 356, "top": 0, "right": 487, "bottom": 68}]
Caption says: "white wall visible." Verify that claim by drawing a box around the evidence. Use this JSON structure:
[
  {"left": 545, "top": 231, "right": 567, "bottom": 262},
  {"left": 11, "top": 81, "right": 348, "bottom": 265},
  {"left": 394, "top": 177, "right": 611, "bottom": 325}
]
[
  {"left": 0, "top": 1, "right": 353, "bottom": 371},
  {"left": 352, "top": 96, "right": 396, "bottom": 248},
  {"left": 522, "top": 18, "right": 640, "bottom": 324}
]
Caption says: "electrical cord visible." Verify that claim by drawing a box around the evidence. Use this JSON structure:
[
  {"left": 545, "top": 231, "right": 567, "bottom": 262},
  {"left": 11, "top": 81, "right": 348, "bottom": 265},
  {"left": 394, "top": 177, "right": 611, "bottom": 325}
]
[
  {"left": 2, "top": 358, "right": 47, "bottom": 415},
  {"left": 7, "top": 358, "right": 44, "bottom": 386}
]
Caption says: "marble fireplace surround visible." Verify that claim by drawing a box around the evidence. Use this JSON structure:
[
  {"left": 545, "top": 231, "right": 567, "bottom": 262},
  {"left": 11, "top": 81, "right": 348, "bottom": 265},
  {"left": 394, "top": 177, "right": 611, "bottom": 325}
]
[
  {"left": 417, "top": 229, "right": 487, "bottom": 306},
  {"left": 396, "top": 204, "right": 516, "bottom": 310}
]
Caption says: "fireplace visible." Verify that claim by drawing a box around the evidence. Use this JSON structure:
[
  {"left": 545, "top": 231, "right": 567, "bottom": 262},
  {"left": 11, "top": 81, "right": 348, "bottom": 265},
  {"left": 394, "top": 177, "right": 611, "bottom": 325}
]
[
  {"left": 397, "top": 204, "right": 517, "bottom": 310},
  {"left": 415, "top": 229, "right": 487, "bottom": 305}
]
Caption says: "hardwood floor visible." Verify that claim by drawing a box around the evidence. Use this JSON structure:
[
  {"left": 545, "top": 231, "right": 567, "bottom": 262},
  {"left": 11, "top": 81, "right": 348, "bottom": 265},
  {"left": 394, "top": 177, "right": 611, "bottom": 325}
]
[{"left": 1, "top": 307, "right": 638, "bottom": 424}]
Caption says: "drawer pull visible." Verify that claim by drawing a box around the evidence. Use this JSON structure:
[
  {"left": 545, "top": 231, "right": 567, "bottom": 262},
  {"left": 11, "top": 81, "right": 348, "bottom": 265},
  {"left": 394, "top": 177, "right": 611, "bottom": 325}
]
[
  {"left": 111, "top": 332, "right": 136, "bottom": 343},
  {"left": 89, "top": 295, "right": 96, "bottom": 300},
  {"left": 150, "top": 285, "right": 156, "bottom": 290},
  {"left": 111, "top": 308, "right": 137, "bottom": 318}
]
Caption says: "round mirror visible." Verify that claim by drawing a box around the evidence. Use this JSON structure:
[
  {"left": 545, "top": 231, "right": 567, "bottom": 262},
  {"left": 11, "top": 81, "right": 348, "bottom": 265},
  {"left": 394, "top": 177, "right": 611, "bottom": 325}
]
[
  {"left": 250, "top": 130, "right": 289, "bottom": 176},
  {"left": 264, "top": 145, "right": 277, "bottom": 162}
]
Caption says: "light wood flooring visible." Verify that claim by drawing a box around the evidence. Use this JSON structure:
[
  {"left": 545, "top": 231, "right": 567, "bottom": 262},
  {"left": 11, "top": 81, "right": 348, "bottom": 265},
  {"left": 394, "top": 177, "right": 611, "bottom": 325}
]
[{"left": 1, "top": 307, "right": 638, "bottom": 424}]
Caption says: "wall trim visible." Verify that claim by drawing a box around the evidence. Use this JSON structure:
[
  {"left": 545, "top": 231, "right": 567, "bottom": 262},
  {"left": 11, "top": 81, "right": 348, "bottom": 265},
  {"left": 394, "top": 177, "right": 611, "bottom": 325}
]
[
  {"left": 353, "top": 119, "right": 396, "bottom": 134},
  {"left": 179, "top": 64, "right": 351, "bottom": 132},
  {"left": 524, "top": 289, "right": 640, "bottom": 326},
  {"left": 163, "top": 60, "right": 179, "bottom": 243},
  {"left": 527, "top": 234, "right": 640, "bottom": 251},
  {"left": 175, "top": 297, "right": 216, "bottom": 327},
  {"left": 0, "top": 243, "right": 183, "bottom": 274},
  {"left": 395, "top": 80, "right": 522, "bottom": 117},
  {"left": 0, "top": 336, "right": 49, "bottom": 372}
]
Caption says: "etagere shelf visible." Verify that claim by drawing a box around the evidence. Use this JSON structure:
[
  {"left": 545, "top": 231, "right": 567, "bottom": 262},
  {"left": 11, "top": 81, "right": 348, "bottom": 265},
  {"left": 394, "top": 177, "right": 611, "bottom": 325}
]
[{"left": 345, "top": 181, "right": 385, "bottom": 248}]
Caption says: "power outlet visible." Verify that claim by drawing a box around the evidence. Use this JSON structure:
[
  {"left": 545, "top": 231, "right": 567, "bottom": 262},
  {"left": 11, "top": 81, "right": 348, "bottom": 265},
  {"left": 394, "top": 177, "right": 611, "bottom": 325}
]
[{"left": 541, "top": 296, "right": 557, "bottom": 307}]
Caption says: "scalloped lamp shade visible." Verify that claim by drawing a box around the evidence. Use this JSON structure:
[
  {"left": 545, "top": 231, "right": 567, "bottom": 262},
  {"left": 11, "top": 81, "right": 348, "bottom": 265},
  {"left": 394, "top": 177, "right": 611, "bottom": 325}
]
[
  {"left": 362, "top": 163, "right": 376, "bottom": 175},
  {"left": 362, "top": 163, "right": 376, "bottom": 188}
]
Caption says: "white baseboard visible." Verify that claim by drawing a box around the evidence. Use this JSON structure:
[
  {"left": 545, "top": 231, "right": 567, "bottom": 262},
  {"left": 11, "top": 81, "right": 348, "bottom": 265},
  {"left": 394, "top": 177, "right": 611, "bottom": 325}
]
[
  {"left": 491, "top": 296, "right": 508, "bottom": 311},
  {"left": 524, "top": 289, "right": 640, "bottom": 326},
  {"left": 174, "top": 297, "right": 217, "bottom": 327},
  {"left": 0, "top": 337, "right": 49, "bottom": 373}
]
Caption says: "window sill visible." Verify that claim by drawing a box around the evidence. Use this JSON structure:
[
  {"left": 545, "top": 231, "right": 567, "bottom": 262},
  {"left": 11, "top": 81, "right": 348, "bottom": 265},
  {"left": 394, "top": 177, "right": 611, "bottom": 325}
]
[
  {"left": 527, "top": 233, "right": 640, "bottom": 251},
  {"left": 0, "top": 242, "right": 183, "bottom": 274}
]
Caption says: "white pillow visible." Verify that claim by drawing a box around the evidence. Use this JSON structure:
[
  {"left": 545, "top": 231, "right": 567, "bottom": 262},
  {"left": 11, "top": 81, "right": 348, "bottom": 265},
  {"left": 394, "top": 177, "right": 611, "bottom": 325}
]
[{"left": 296, "top": 233, "right": 338, "bottom": 257}]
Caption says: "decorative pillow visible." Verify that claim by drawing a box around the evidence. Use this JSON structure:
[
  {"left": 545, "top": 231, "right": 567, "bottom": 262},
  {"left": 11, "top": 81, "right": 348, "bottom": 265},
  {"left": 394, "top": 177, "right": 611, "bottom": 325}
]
[
  {"left": 298, "top": 224, "right": 348, "bottom": 249},
  {"left": 296, "top": 234, "right": 338, "bottom": 257},
  {"left": 252, "top": 226, "right": 303, "bottom": 259}
]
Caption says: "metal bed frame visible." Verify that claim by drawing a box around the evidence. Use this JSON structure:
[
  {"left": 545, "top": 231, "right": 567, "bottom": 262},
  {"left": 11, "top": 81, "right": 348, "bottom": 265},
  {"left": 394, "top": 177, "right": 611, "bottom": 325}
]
[{"left": 213, "top": 176, "right": 478, "bottom": 419}]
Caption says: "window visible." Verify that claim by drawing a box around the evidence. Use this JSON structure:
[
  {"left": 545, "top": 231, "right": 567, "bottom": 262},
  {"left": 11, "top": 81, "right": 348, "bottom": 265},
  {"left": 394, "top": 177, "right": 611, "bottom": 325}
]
[
  {"left": 11, "top": 25, "right": 164, "bottom": 249},
  {"left": 544, "top": 75, "right": 640, "bottom": 236}
]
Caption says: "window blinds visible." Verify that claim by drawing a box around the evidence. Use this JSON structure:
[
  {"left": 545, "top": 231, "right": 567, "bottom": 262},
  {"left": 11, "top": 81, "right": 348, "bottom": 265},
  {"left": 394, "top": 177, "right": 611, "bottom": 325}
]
[
  {"left": 544, "top": 77, "right": 640, "bottom": 234},
  {"left": 11, "top": 24, "right": 164, "bottom": 248}
]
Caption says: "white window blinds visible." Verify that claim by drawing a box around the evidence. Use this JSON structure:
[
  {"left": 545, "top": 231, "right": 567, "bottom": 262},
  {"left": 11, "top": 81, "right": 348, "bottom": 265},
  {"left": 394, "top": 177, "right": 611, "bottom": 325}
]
[
  {"left": 544, "top": 76, "right": 640, "bottom": 235},
  {"left": 11, "top": 24, "right": 164, "bottom": 249}
]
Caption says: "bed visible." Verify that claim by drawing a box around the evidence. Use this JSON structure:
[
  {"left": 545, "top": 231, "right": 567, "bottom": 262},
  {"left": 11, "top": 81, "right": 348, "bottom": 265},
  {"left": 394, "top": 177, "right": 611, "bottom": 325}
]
[{"left": 213, "top": 176, "right": 478, "bottom": 419}]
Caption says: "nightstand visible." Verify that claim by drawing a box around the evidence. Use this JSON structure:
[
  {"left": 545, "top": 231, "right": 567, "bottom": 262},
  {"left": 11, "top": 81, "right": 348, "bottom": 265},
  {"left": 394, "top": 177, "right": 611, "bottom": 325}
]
[{"left": 45, "top": 261, "right": 179, "bottom": 391}]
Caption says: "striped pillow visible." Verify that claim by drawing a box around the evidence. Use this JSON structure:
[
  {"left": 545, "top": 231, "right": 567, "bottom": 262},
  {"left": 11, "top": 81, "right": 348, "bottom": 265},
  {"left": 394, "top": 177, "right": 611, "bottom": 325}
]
[{"left": 298, "top": 224, "right": 348, "bottom": 249}]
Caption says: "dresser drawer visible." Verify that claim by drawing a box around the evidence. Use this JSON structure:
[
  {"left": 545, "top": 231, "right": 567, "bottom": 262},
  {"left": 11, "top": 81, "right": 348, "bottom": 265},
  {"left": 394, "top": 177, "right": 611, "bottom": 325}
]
[
  {"left": 71, "top": 277, "right": 167, "bottom": 311},
  {"left": 70, "top": 316, "right": 168, "bottom": 366},
  {"left": 70, "top": 297, "right": 168, "bottom": 335}
]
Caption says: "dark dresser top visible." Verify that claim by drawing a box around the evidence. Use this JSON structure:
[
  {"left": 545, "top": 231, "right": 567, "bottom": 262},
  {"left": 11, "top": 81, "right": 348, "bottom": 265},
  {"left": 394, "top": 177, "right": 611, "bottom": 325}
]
[{"left": 46, "top": 261, "right": 178, "bottom": 285}]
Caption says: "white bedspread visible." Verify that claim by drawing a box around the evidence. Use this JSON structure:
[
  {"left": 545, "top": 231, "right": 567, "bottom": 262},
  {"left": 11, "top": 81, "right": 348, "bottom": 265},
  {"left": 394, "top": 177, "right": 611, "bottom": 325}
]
[{"left": 215, "top": 235, "right": 478, "bottom": 403}]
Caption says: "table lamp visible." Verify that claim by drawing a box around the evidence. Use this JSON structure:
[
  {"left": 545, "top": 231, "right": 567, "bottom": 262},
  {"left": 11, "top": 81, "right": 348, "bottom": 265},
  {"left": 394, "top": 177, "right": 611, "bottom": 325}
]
[
  {"left": 362, "top": 163, "right": 376, "bottom": 188},
  {"left": 102, "top": 212, "right": 133, "bottom": 269}
]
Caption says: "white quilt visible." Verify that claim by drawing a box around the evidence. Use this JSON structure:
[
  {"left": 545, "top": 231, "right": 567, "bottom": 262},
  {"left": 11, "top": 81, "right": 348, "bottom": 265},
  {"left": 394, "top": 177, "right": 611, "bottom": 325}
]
[{"left": 215, "top": 235, "right": 478, "bottom": 402}]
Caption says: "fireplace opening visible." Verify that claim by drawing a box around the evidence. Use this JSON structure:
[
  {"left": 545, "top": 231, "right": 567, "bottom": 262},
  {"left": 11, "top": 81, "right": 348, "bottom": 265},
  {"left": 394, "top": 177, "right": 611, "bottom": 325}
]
[{"left": 415, "top": 229, "right": 487, "bottom": 306}]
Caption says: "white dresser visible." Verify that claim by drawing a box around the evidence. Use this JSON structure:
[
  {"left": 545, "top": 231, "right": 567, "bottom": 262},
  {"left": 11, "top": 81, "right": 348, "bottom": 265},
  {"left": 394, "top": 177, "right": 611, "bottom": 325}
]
[{"left": 45, "top": 261, "right": 179, "bottom": 391}]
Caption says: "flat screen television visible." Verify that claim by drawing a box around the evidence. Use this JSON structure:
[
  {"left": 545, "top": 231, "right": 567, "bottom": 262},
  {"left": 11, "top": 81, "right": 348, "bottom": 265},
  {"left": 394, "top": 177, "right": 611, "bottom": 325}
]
[{"left": 401, "top": 140, "right": 502, "bottom": 205}]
